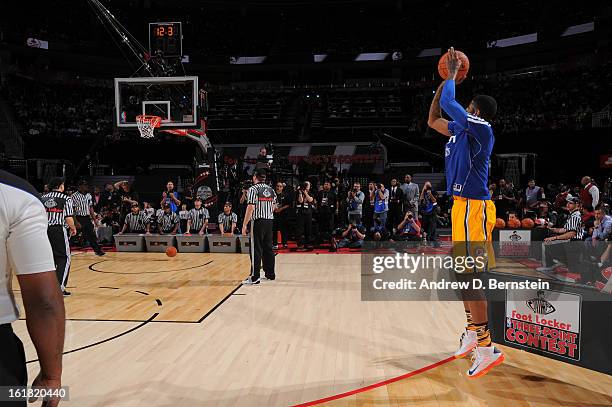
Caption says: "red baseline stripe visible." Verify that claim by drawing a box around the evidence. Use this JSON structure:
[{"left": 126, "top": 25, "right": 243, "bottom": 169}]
[{"left": 292, "top": 355, "right": 456, "bottom": 406}]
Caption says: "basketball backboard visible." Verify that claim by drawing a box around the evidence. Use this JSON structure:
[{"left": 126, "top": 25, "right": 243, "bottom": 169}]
[{"left": 114, "top": 76, "right": 198, "bottom": 129}]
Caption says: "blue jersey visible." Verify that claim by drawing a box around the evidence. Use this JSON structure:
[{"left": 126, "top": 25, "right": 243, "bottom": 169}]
[{"left": 441, "top": 80, "right": 494, "bottom": 200}]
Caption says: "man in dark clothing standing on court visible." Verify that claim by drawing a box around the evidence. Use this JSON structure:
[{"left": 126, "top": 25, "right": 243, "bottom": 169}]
[
  {"left": 41, "top": 177, "right": 77, "bottom": 296},
  {"left": 242, "top": 169, "right": 276, "bottom": 285},
  {"left": 316, "top": 180, "right": 337, "bottom": 247},
  {"left": 71, "top": 180, "right": 104, "bottom": 256}
]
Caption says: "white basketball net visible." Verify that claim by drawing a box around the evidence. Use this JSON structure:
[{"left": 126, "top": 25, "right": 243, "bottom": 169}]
[{"left": 136, "top": 115, "right": 161, "bottom": 139}]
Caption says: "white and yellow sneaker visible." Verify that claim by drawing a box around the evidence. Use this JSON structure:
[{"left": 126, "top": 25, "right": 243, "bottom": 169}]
[
  {"left": 467, "top": 346, "right": 504, "bottom": 378},
  {"left": 454, "top": 330, "right": 478, "bottom": 359}
]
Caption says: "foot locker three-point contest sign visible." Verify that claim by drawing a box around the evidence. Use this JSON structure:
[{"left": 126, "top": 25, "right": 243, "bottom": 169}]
[{"left": 505, "top": 289, "right": 581, "bottom": 361}]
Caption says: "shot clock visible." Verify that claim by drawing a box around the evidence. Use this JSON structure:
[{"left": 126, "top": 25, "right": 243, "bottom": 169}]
[{"left": 149, "top": 22, "right": 182, "bottom": 57}]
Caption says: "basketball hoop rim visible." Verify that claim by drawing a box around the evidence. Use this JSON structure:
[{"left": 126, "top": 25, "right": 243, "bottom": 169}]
[
  {"left": 136, "top": 114, "right": 162, "bottom": 128},
  {"left": 136, "top": 114, "right": 162, "bottom": 139}
]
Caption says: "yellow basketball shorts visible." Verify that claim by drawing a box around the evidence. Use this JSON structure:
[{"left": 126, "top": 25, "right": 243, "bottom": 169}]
[
  {"left": 451, "top": 196, "right": 496, "bottom": 272},
  {"left": 451, "top": 196, "right": 496, "bottom": 242}
]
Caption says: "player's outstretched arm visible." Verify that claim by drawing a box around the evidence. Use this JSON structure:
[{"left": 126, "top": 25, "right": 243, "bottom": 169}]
[
  {"left": 427, "top": 81, "right": 450, "bottom": 137},
  {"left": 440, "top": 80, "right": 468, "bottom": 127},
  {"left": 440, "top": 48, "right": 468, "bottom": 127}
]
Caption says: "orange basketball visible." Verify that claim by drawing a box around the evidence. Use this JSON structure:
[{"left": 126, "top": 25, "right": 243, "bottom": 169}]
[
  {"left": 166, "top": 246, "right": 177, "bottom": 257},
  {"left": 438, "top": 50, "right": 470, "bottom": 81},
  {"left": 495, "top": 218, "right": 506, "bottom": 229},
  {"left": 507, "top": 218, "right": 521, "bottom": 229},
  {"left": 521, "top": 218, "right": 535, "bottom": 229}
]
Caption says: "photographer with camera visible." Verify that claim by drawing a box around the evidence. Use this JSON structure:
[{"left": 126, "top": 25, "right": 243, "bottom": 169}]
[
  {"left": 336, "top": 222, "right": 366, "bottom": 249},
  {"left": 373, "top": 182, "right": 389, "bottom": 228},
  {"left": 420, "top": 181, "right": 439, "bottom": 245},
  {"left": 161, "top": 181, "right": 181, "bottom": 213},
  {"left": 255, "top": 146, "right": 273, "bottom": 176},
  {"left": 370, "top": 217, "right": 389, "bottom": 242},
  {"left": 316, "top": 180, "right": 337, "bottom": 247},
  {"left": 365, "top": 182, "right": 377, "bottom": 230},
  {"left": 273, "top": 182, "right": 292, "bottom": 249},
  {"left": 295, "top": 181, "right": 315, "bottom": 250},
  {"left": 347, "top": 182, "right": 365, "bottom": 225},
  {"left": 392, "top": 211, "right": 422, "bottom": 243}
]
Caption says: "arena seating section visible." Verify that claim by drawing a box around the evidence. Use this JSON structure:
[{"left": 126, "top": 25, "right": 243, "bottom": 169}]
[
  {"left": 3, "top": 64, "right": 610, "bottom": 145},
  {"left": 6, "top": 1, "right": 596, "bottom": 60}
]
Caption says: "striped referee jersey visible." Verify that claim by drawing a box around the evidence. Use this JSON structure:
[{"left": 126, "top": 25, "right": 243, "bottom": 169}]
[
  {"left": 188, "top": 207, "right": 209, "bottom": 231},
  {"left": 41, "top": 191, "right": 74, "bottom": 226},
  {"left": 124, "top": 211, "right": 150, "bottom": 232},
  {"left": 157, "top": 211, "right": 179, "bottom": 232},
  {"left": 218, "top": 212, "right": 238, "bottom": 231},
  {"left": 564, "top": 210, "right": 585, "bottom": 240},
  {"left": 71, "top": 191, "right": 93, "bottom": 217},
  {"left": 144, "top": 207, "right": 155, "bottom": 218},
  {"left": 247, "top": 182, "right": 276, "bottom": 220}
]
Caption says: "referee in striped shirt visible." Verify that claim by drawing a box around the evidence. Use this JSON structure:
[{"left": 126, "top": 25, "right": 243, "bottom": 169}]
[
  {"left": 157, "top": 203, "right": 180, "bottom": 234},
  {"left": 186, "top": 198, "right": 209, "bottom": 235},
  {"left": 218, "top": 202, "right": 238, "bottom": 236},
  {"left": 72, "top": 180, "right": 104, "bottom": 256},
  {"left": 41, "top": 177, "right": 77, "bottom": 296},
  {"left": 119, "top": 203, "right": 151, "bottom": 234},
  {"left": 242, "top": 169, "right": 276, "bottom": 285},
  {"left": 539, "top": 196, "right": 589, "bottom": 281}
]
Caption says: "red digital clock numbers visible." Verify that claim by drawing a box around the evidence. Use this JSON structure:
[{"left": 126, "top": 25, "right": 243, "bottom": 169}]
[
  {"left": 149, "top": 22, "right": 182, "bottom": 57},
  {"left": 155, "top": 26, "right": 174, "bottom": 37}
]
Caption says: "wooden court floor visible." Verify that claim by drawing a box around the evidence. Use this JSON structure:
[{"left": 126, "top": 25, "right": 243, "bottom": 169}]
[{"left": 11, "top": 252, "right": 612, "bottom": 406}]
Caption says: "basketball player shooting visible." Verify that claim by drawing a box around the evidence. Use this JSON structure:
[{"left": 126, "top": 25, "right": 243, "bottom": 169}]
[{"left": 427, "top": 47, "right": 503, "bottom": 378}]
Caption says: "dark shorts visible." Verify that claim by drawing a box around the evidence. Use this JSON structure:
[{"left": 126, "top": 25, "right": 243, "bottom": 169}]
[{"left": 0, "top": 324, "right": 27, "bottom": 407}]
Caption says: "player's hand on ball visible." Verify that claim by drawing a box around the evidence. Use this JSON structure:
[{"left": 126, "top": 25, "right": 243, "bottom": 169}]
[{"left": 446, "top": 47, "right": 462, "bottom": 80}]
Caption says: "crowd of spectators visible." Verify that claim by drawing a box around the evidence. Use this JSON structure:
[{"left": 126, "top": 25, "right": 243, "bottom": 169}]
[
  {"left": 4, "top": 76, "right": 114, "bottom": 140},
  {"left": 204, "top": 63, "right": 612, "bottom": 134},
  {"left": 50, "top": 155, "right": 612, "bottom": 291},
  {"left": 228, "top": 155, "right": 453, "bottom": 252},
  {"left": 487, "top": 174, "right": 612, "bottom": 287},
  {"left": 468, "top": 66, "right": 612, "bottom": 133},
  {"left": 4, "top": 62, "right": 610, "bottom": 147}
]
